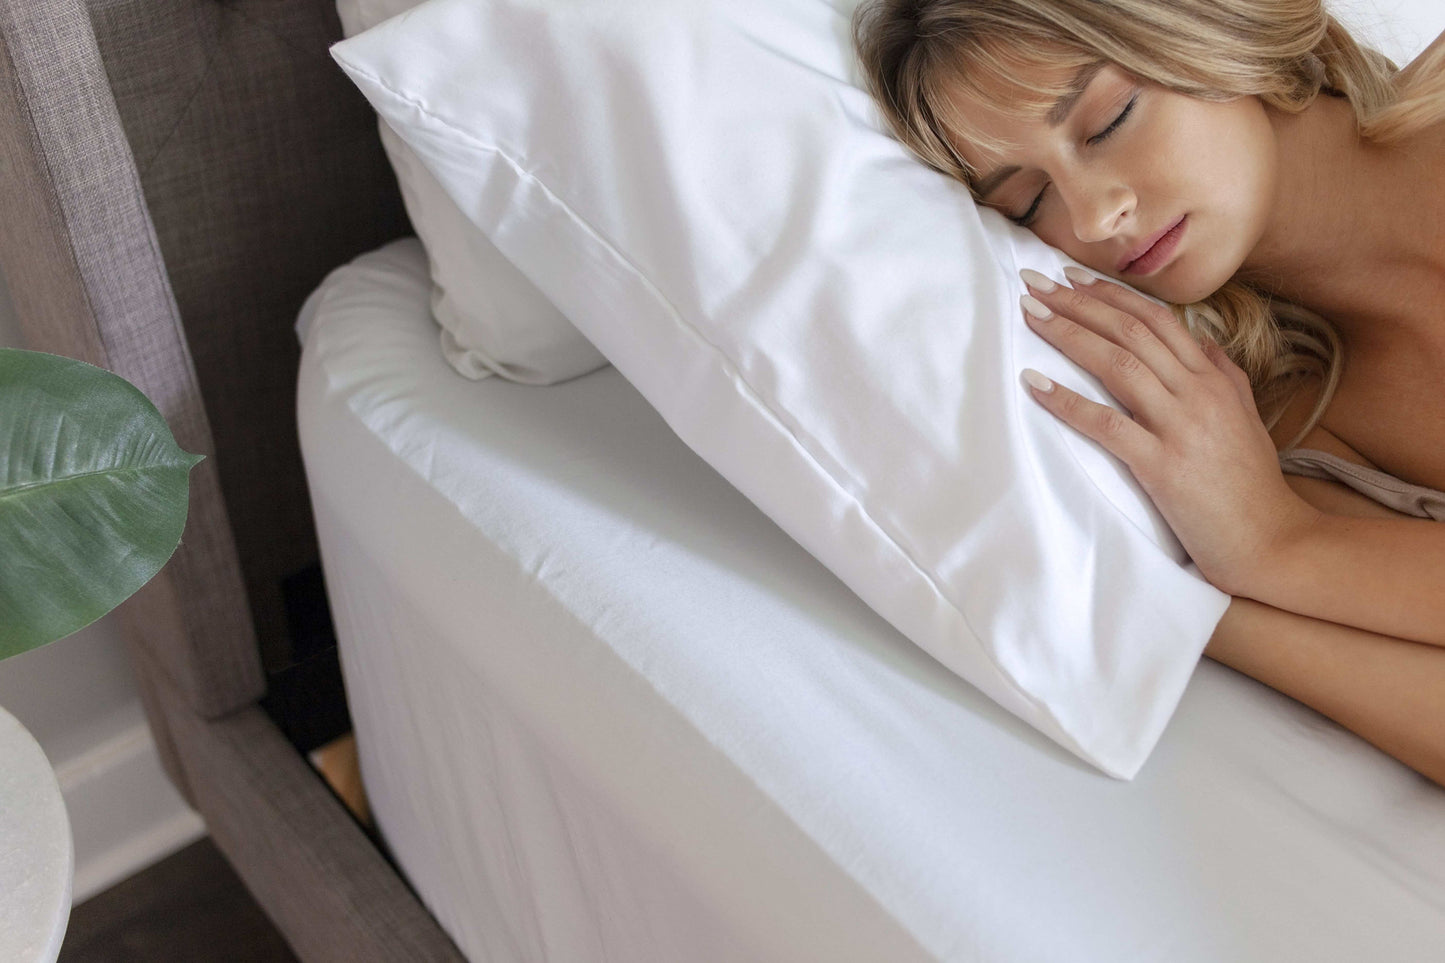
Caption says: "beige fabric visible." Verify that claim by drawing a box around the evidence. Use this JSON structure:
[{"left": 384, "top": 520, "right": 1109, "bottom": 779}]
[
  {"left": 1279, "top": 448, "right": 1445, "bottom": 521},
  {"left": 136, "top": 644, "right": 464, "bottom": 962}
]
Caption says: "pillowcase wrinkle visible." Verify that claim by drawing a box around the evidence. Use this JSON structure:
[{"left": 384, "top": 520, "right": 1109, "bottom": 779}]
[{"left": 332, "top": 0, "right": 1231, "bottom": 779}]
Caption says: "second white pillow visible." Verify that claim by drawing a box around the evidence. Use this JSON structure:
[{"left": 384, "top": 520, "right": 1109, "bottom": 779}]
[{"left": 338, "top": 0, "right": 607, "bottom": 383}]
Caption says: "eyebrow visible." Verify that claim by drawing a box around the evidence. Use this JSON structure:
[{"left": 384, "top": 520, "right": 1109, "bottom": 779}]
[{"left": 968, "top": 60, "right": 1107, "bottom": 199}]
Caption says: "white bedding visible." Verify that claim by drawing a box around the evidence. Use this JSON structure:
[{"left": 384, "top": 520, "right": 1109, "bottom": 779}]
[{"left": 296, "top": 238, "right": 1445, "bottom": 963}]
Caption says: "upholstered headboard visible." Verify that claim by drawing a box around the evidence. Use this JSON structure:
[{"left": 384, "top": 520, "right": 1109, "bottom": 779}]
[
  {"left": 0, "top": 0, "right": 409, "bottom": 708},
  {"left": 0, "top": 3, "right": 463, "bottom": 957}
]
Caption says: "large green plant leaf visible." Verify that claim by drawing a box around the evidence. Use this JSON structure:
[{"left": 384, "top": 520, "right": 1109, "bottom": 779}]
[{"left": 0, "top": 349, "right": 202, "bottom": 659}]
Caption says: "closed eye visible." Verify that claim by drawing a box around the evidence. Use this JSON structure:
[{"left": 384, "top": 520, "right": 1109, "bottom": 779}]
[
  {"left": 1087, "top": 94, "right": 1137, "bottom": 146},
  {"left": 1009, "top": 94, "right": 1139, "bottom": 227}
]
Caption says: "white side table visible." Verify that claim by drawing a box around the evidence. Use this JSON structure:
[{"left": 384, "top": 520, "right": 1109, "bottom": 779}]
[{"left": 0, "top": 704, "right": 72, "bottom": 963}]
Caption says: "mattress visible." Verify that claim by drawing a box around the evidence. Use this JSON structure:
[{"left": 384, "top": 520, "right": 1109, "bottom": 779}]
[{"left": 296, "top": 238, "right": 1445, "bottom": 963}]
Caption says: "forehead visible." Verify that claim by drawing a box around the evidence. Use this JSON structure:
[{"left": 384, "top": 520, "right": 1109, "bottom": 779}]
[{"left": 928, "top": 40, "right": 1103, "bottom": 182}]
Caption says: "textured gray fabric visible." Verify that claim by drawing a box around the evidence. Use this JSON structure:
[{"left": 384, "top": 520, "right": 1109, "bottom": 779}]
[
  {"left": 0, "top": 1, "right": 453, "bottom": 958},
  {"left": 0, "top": 0, "right": 265, "bottom": 718},
  {"left": 126, "top": 630, "right": 197, "bottom": 810},
  {"left": 0, "top": 0, "right": 410, "bottom": 690},
  {"left": 89, "top": 0, "right": 411, "bottom": 671},
  {"left": 136, "top": 644, "right": 465, "bottom": 962}
]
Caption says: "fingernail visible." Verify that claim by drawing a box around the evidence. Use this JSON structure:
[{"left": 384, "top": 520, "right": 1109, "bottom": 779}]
[
  {"left": 1062, "top": 265, "right": 1097, "bottom": 286},
  {"left": 1019, "top": 268, "right": 1058, "bottom": 292},
  {"left": 1022, "top": 368, "right": 1054, "bottom": 392},
  {"left": 1020, "top": 294, "right": 1052, "bottom": 320}
]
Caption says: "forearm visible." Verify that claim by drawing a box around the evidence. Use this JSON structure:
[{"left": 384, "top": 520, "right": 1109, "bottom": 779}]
[
  {"left": 1205, "top": 597, "right": 1445, "bottom": 787},
  {"left": 1244, "top": 512, "right": 1445, "bottom": 647}
]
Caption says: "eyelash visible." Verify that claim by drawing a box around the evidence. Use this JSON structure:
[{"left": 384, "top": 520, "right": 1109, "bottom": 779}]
[{"left": 1010, "top": 94, "right": 1138, "bottom": 227}]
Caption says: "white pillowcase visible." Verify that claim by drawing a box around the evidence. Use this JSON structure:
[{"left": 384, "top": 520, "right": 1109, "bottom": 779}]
[
  {"left": 336, "top": 0, "right": 607, "bottom": 384},
  {"left": 332, "top": 0, "right": 1233, "bottom": 779},
  {"left": 1330, "top": 0, "right": 1443, "bottom": 65}
]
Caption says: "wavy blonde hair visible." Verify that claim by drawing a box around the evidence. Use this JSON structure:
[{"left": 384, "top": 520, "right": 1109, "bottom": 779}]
[{"left": 852, "top": 0, "right": 1445, "bottom": 448}]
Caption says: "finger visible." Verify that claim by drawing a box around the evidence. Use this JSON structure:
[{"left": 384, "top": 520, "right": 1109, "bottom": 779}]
[
  {"left": 1057, "top": 266, "right": 1213, "bottom": 374},
  {"left": 1019, "top": 269, "right": 1194, "bottom": 395},
  {"left": 1020, "top": 293, "right": 1175, "bottom": 431},
  {"left": 1020, "top": 368, "right": 1161, "bottom": 471},
  {"left": 1202, "top": 335, "right": 1258, "bottom": 413}
]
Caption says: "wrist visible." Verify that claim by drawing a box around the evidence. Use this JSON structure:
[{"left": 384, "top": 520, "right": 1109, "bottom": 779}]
[{"left": 1238, "top": 496, "right": 1326, "bottom": 605}]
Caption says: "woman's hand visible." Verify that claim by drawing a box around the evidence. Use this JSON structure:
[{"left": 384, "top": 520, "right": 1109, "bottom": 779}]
[{"left": 1015, "top": 266, "right": 1322, "bottom": 596}]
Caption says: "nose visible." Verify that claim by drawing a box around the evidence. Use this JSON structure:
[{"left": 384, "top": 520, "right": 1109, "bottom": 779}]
[{"left": 1057, "top": 169, "right": 1134, "bottom": 244}]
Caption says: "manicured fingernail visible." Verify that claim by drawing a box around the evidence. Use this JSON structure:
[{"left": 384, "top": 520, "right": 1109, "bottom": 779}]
[
  {"left": 1019, "top": 268, "right": 1058, "bottom": 292},
  {"left": 1062, "top": 265, "right": 1097, "bottom": 285},
  {"left": 1022, "top": 368, "right": 1054, "bottom": 392},
  {"left": 1020, "top": 294, "right": 1052, "bottom": 320}
]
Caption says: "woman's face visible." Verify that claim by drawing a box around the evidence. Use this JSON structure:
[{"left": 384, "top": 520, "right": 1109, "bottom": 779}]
[{"left": 944, "top": 57, "right": 1279, "bottom": 304}]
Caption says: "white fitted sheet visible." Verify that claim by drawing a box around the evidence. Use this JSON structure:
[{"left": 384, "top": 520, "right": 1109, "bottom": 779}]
[{"left": 296, "top": 238, "right": 1445, "bottom": 963}]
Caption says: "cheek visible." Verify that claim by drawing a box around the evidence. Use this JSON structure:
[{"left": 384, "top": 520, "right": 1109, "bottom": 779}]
[
  {"left": 1204, "top": 103, "right": 1276, "bottom": 206},
  {"left": 1208, "top": 107, "right": 1277, "bottom": 254}
]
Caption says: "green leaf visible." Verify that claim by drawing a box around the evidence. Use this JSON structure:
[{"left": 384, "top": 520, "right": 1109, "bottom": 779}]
[{"left": 0, "top": 349, "right": 203, "bottom": 659}]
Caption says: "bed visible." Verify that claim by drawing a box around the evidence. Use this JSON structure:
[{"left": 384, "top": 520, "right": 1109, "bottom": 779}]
[
  {"left": 3, "top": 1, "right": 1444, "bottom": 961},
  {"left": 295, "top": 235, "right": 1445, "bottom": 962}
]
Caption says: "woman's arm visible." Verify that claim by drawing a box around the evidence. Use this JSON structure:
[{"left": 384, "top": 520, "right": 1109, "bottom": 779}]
[
  {"left": 1014, "top": 271, "right": 1445, "bottom": 645},
  {"left": 1241, "top": 508, "right": 1445, "bottom": 648},
  {"left": 1206, "top": 596, "right": 1445, "bottom": 788},
  {"left": 1206, "top": 462, "right": 1445, "bottom": 786},
  {"left": 1219, "top": 375, "right": 1445, "bottom": 644},
  {"left": 1238, "top": 403, "right": 1445, "bottom": 647}
]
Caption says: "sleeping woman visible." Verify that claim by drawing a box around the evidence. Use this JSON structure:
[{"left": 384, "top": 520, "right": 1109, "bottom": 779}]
[{"left": 852, "top": 0, "right": 1445, "bottom": 785}]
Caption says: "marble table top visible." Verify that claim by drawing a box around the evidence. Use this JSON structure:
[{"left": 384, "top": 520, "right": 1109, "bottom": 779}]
[{"left": 0, "top": 705, "right": 72, "bottom": 963}]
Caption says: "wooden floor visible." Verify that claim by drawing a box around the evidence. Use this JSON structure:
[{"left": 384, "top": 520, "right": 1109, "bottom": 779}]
[{"left": 58, "top": 837, "right": 298, "bottom": 963}]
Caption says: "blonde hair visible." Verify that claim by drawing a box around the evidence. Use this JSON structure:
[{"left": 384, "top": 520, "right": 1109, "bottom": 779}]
[{"left": 852, "top": 0, "right": 1445, "bottom": 448}]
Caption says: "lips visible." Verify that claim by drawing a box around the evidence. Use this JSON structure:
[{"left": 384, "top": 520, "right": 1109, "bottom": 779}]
[{"left": 1118, "top": 216, "right": 1186, "bottom": 273}]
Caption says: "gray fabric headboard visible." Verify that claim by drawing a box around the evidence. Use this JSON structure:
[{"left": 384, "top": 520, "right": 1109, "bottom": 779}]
[
  {"left": 1, "top": 5, "right": 472, "bottom": 956},
  {"left": 0, "top": 0, "right": 410, "bottom": 709}
]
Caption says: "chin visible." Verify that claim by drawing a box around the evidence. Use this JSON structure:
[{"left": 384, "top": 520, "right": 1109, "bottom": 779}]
[
  {"left": 1130, "top": 265, "right": 1230, "bottom": 307},
  {"left": 1142, "top": 278, "right": 1206, "bottom": 306}
]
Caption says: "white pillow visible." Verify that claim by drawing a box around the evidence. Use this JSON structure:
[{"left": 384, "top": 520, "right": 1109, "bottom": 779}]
[
  {"left": 336, "top": 0, "right": 608, "bottom": 384},
  {"left": 1329, "top": 0, "right": 1443, "bottom": 65},
  {"left": 332, "top": 0, "right": 1233, "bottom": 779}
]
